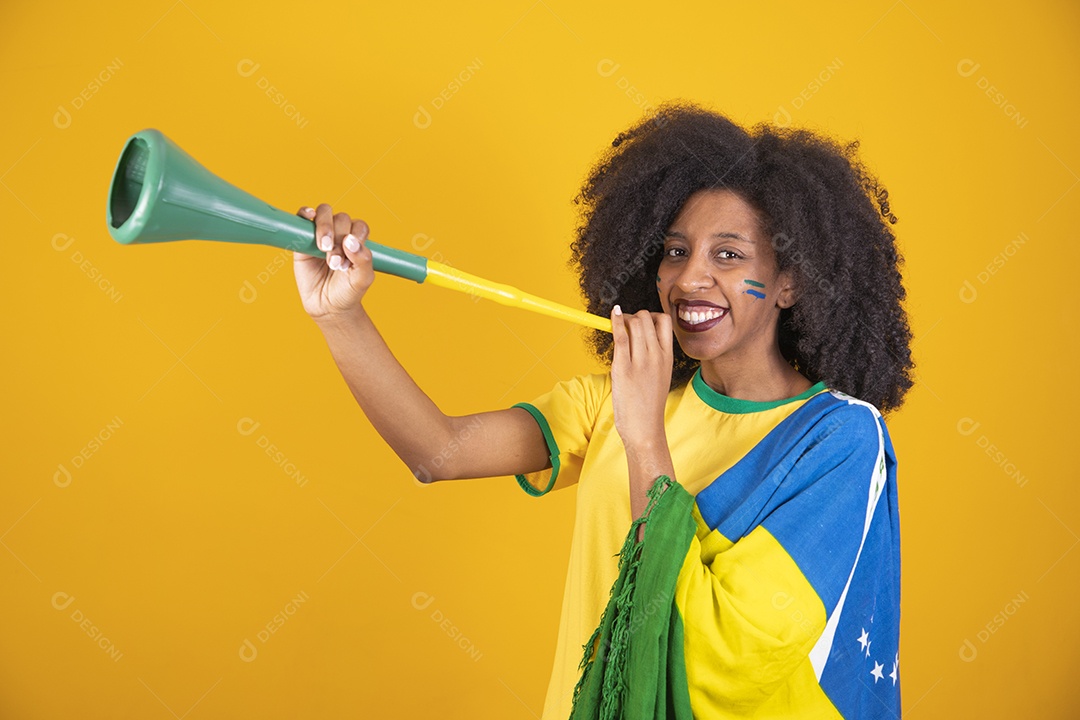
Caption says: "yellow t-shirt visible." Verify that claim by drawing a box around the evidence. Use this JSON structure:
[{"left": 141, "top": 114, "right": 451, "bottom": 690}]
[{"left": 512, "top": 367, "right": 829, "bottom": 720}]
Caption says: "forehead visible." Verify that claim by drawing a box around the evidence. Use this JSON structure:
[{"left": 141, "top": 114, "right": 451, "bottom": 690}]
[{"left": 667, "top": 188, "right": 765, "bottom": 235}]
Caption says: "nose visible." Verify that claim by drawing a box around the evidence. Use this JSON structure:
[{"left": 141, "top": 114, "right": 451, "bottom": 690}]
[{"left": 672, "top": 250, "right": 715, "bottom": 291}]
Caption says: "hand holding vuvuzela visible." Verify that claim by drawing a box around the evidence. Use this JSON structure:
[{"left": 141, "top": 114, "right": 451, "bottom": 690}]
[
  {"left": 105, "top": 129, "right": 613, "bottom": 333},
  {"left": 290, "top": 204, "right": 376, "bottom": 321}
]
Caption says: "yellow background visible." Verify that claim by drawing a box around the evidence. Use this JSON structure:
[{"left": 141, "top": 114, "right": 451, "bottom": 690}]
[{"left": 2, "top": 1, "right": 1077, "bottom": 717}]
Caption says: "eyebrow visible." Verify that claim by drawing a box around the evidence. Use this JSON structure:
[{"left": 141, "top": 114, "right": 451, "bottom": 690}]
[{"left": 664, "top": 230, "right": 755, "bottom": 243}]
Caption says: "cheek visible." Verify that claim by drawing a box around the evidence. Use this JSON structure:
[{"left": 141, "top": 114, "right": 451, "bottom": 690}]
[
  {"left": 658, "top": 277, "right": 670, "bottom": 295},
  {"left": 655, "top": 273, "right": 668, "bottom": 308},
  {"left": 735, "top": 275, "right": 769, "bottom": 302}
]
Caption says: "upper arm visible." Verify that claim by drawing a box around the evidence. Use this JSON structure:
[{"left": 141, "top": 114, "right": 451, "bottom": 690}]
[
  {"left": 425, "top": 372, "right": 609, "bottom": 491},
  {"left": 423, "top": 407, "right": 552, "bottom": 482}
]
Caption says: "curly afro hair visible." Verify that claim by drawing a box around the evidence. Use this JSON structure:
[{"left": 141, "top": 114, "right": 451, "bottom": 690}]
[{"left": 569, "top": 101, "right": 914, "bottom": 413}]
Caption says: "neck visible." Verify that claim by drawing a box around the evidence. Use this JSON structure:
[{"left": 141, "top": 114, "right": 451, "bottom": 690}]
[{"left": 698, "top": 343, "right": 811, "bottom": 402}]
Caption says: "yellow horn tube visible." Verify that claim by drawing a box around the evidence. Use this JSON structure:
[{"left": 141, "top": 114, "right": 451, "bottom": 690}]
[{"left": 424, "top": 261, "right": 613, "bottom": 333}]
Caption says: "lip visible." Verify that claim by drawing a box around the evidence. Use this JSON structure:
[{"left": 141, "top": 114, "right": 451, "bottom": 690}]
[
  {"left": 674, "top": 299, "right": 725, "bottom": 309},
  {"left": 672, "top": 299, "right": 728, "bottom": 333}
]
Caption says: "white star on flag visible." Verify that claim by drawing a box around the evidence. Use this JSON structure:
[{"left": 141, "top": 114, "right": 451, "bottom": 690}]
[
  {"left": 890, "top": 654, "right": 898, "bottom": 686},
  {"left": 857, "top": 628, "right": 869, "bottom": 655},
  {"left": 870, "top": 661, "right": 885, "bottom": 683}
]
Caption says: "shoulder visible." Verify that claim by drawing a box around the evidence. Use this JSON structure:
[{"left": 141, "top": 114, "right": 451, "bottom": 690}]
[
  {"left": 762, "top": 391, "right": 892, "bottom": 515},
  {"left": 572, "top": 372, "right": 612, "bottom": 402},
  {"left": 566, "top": 371, "right": 613, "bottom": 402},
  {"left": 797, "top": 389, "right": 887, "bottom": 456},
  {"left": 517, "top": 372, "right": 612, "bottom": 417}
]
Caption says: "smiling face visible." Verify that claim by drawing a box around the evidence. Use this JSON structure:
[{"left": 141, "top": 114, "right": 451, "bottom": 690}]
[{"left": 657, "top": 188, "right": 796, "bottom": 374}]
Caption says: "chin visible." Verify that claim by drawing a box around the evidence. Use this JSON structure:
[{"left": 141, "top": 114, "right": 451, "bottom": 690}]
[{"left": 674, "top": 339, "right": 728, "bottom": 361}]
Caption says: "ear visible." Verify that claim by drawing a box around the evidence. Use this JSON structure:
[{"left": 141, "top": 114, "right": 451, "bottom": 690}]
[{"left": 775, "top": 269, "right": 798, "bottom": 309}]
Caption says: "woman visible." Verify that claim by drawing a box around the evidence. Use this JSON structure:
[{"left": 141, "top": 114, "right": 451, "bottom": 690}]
[{"left": 293, "top": 102, "right": 913, "bottom": 719}]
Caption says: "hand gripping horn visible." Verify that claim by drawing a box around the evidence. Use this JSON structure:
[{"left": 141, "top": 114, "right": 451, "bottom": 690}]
[{"left": 106, "top": 129, "right": 613, "bottom": 333}]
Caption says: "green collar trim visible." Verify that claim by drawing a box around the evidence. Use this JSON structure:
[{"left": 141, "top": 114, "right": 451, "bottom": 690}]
[{"left": 690, "top": 367, "right": 827, "bottom": 414}]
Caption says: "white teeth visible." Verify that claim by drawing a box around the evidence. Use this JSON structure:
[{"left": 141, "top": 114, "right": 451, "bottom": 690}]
[{"left": 677, "top": 306, "right": 724, "bottom": 324}]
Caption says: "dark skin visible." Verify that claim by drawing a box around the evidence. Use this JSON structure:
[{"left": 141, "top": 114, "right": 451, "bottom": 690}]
[{"left": 609, "top": 189, "right": 812, "bottom": 538}]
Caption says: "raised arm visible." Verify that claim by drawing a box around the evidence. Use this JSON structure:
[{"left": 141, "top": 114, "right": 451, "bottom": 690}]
[{"left": 293, "top": 204, "right": 551, "bottom": 483}]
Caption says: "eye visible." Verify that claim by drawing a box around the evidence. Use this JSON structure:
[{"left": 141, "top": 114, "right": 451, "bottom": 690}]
[
  {"left": 663, "top": 246, "right": 686, "bottom": 258},
  {"left": 718, "top": 249, "right": 743, "bottom": 260}
]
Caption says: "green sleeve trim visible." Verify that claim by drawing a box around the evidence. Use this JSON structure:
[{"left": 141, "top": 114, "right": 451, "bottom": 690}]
[{"left": 512, "top": 402, "right": 560, "bottom": 496}]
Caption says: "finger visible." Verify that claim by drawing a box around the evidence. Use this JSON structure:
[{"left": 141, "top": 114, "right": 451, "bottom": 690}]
[
  {"left": 653, "top": 311, "right": 673, "bottom": 355},
  {"left": 626, "top": 309, "right": 655, "bottom": 360},
  {"left": 314, "top": 203, "right": 335, "bottom": 255},
  {"left": 611, "top": 305, "right": 629, "bottom": 358},
  {"left": 342, "top": 218, "right": 370, "bottom": 263},
  {"left": 331, "top": 211, "right": 352, "bottom": 271},
  {"left": 350, "top": 217, "right": 369, "bottom": 243}
]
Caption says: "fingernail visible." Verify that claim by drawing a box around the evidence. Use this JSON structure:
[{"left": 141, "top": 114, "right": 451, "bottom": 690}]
[
  {"left": 344, "top": 235, "right": 359, "bottom": 253},
  {"left": 320, "top": 235, "right": 333, "bottom": 252},
  {"left": 613, "top": 304, "right": 622, "bottom": 316},
  {"left": 301, "top": 206, "right": 313, "bottom": 216},
  {"left": 329, "top": 254, "right": 341, "bottom": 270}
]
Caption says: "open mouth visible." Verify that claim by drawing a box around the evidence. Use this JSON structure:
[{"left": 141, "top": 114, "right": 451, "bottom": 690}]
[{"left": 674, "top": 302, "right": 728, "bottom": 333}]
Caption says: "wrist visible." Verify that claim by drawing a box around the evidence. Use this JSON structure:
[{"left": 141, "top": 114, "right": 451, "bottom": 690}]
[
  {"left": 311, "top": 305, "right": 370, "bottom": 332},
  {"left": 622, "top": 431, "right": 668, "bottom": 458},
  {"left": 624, "top": 438, "right": 673, "bottom": 479}
]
